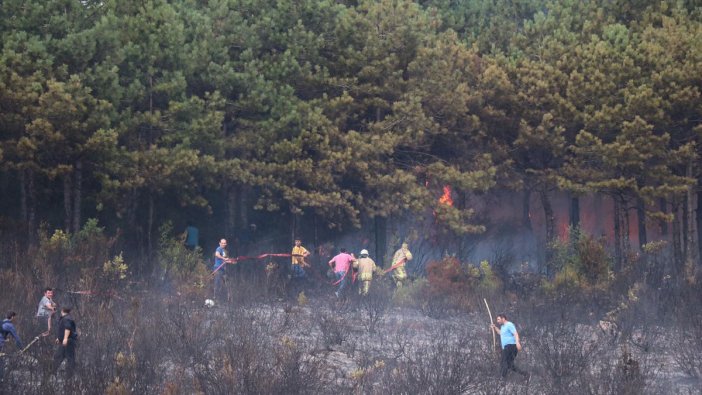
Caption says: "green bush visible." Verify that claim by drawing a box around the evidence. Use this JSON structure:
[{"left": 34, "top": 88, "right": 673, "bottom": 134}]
[
  {"left": 417, "top": 257, "right": 502, "bottom": 312},
  {"left": 33, "top": 219, "right": 119, "bottom": 288},
  {"left": 157, "top": 221, "right": 205, "bottom": 281},
  {"left": 392, "top": 277, "right": 430, "bottom": 308},
  {"left": 543, "top": 227, "right": 612, "bottom": 294}
]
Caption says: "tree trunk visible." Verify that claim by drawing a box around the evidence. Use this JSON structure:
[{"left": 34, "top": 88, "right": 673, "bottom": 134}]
[
  {"left": 541, "top": 190, "right": 555, "bottom": 274},
  {"left": 682, "top": 195, "right": 689, "bottom": 265},
  {"left": 72, "top": 159, "right": 82, "bottom": 233},
  {"left": 623, "top": 198, "right": 631, "bottom": 261},
  {"left": 697, "top": 185, "right": 702, "bottom": 267},
  {"left": 570, "top": 195, "right": 580, "bottom": 231},
  {"left": 375, "top": 216, "right": 387, "bottom": 267},
  {"left": 126, "top": 188, "right": 141, "bottom": 273},
  {"left": 672, "top": 198, "right": 683, "bottom": 273},
  {"left": 540, "top": 190, "right": 555, "bottom": 243},
  {"left": 659, "top": 198, "right": 668, "bottom": 236},
  {"left": 636, "top": 198, "right": 647, "bottom": 248},
  {"left": 292, "top": 211, "right": 298, "bottom": 242},
  {"left": 314, "top": 213, "right": 318, "bottom": 248},
  {"left": 19, "top": 168, "right": 35, "bottom": 242},
  {"left": 613, "top": 196, "right": 623, "bottom": 272},
  {"left": 27, "top": 169, "right": 36, "bottom": 243},
  {"left": 147, "top": 192, "right": 154, "bottom": 263},
  {"left": 686, "top": 162, "right": 698, "bottom": 267},
  {"left": 20, "top": 169, "right": 27, "bottom": 227},
  {"left": 225, "top": 182, "right": 237, "bottom": 239},
  {"left": 522, "top": 190, "right": 532, "bottom": 231},
  {"left": 240, "top": 185, "right": 249, "bottom": 230},
  {"left": 64, "top": 172, "right": 72, "bottom": 233}
]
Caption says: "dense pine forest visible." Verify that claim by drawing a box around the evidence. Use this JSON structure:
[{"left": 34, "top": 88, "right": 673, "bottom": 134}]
[{"left": 1, "top": 1, "right": 702, "bottom": 394}]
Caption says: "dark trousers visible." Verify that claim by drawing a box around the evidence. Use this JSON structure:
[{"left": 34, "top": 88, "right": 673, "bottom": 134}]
[
  {"left": 500, "top": 344, "right": 524, "bottom": 378},
  {"left": 0, "top": 347, "right": 5, "bottom": 379},
  {"left": 213, "top": 270, "right": 225, "bottom": 301},
  {"left": 53, "top": 340, "right": 76, "bottom": 378}
]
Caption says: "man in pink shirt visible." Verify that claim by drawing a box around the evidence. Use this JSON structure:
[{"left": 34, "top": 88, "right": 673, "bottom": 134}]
[{"left": 328, "top": 248, "right": 356, "bottom": 298}]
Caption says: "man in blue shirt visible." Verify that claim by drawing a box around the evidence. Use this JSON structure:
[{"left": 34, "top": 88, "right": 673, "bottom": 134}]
[
  {"left": 213, "top": 239, "right": 230, "bottom": 302},
  {"left": 1, "top": 311, "right": 24, "bottom": 380},
  {"left": 491, "top": 313, "right": 527, "bottom": 379}
]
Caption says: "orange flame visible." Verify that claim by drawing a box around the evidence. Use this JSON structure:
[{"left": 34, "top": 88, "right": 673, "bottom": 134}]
[{"left": 439, "top": 185, "right": 453, "bottom": 206}]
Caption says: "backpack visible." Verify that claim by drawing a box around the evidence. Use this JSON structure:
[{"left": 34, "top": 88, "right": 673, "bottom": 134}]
[{"left": 1, "top": 319, "right": 10, "bottom": 339}]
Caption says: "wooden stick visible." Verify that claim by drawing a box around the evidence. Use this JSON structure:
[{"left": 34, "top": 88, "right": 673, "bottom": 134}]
[
  {"left": 20, "top": 336, "right": 41, "bottom": 353},
  {"left": 483, "top": 298, "right": 496, "bottom": 352}
]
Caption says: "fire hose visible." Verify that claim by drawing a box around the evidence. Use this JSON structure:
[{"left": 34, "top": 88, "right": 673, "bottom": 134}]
[{"left": 210, "top": 253, "right": 293, "bottom": 276}]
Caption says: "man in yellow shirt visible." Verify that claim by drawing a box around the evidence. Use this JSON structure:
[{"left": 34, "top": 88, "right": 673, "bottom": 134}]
[{"left": 291, "top": 239, "right": 310, "bottom": 278}]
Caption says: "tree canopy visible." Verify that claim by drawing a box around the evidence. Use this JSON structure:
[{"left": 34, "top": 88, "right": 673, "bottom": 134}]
[{"left": 1, "top": 0, "right": 701, "bottom": 268}]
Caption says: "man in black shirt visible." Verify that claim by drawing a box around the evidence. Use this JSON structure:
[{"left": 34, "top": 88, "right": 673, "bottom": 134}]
[{"left": 53, "top": 307, "right": 77, "bottom": 378}]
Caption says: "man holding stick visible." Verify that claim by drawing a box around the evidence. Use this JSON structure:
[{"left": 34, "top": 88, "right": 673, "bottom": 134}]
[{"left": 490, "top": 313, "right": 527, "bottom": 379}]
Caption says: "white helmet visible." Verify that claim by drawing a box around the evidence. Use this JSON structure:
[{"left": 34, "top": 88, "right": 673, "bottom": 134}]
[{"left": 360, "top": 249, "right": 369, "bottom": 255}]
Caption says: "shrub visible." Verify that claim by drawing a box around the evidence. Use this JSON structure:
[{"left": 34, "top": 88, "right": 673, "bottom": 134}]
[
  {"left": 478, "top": 260, "right": 501, "bottom": 293},
  {"left": 157, "top": 221, "right": 205, "bottom": 281},
  {"left": 103, "top": 252, "right": 128, "bottom": 281},
  {"left": 543, "top": 229, "right": 612, "bottom": 294},
  {"left": 359, "top": 280, "right": 392, "bottom": 333},
  {"left": 422, "top": 257, "right": 501, "bottom": 313},
  {"left": 392, "top": 277, "right": 430, "bottom": 309}
]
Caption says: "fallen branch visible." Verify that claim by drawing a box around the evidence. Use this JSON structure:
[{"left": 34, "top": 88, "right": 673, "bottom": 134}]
[
  {"left": 484, "top": 298, "right": 496, "bottom": 352},
  {"left": 20, "top": 336, "right": 41, "bottom": 353}
]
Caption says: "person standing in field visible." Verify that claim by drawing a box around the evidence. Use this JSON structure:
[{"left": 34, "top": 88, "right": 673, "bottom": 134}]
[
  {"left": 53, "top": 307, "right": 77, "bottom": 379},
  {"left": 491, "top": 313, "right": 527, "bottom": 379},
  {"left": 1, "top": 311, "right": 24, "bottom": 381},
  {"left": 353, "top": 249, "right": 382, "bottom": 296},
  {"left": 328, "top": 248, "right": 355, "bottom": 298},
  {"left": 388, "top": 242, "right": 412, "bottom": 288},
  {"left": 291, "top": 238, "right": 310, "bottom": 279},
  {"left": 213, "top": 239, "right": 231, "bottom": 302},
  {"left": 36, "top": 287, "right": 57, "bottom": 334}
]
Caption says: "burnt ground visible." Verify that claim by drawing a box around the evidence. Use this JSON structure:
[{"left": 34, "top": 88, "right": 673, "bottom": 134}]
[{"left": 1, "top": 272, "right": 701, "bottom": 394}]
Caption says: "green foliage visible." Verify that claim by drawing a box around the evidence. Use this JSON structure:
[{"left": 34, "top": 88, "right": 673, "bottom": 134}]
[
  {"left": 103, "top": 252, "right": 128, "bottom": 281},
  {"left": 74, "top": 218, "right": 105, "bottom": 243},
  {"left": 544, "top": 228, "right": 612, "bottom": 293},
  {"left": 157, "top": 221, "right": 204, "bottom": 280},
  {"left": 71, "top": 218, "right": 115, "bottom": 268},
  {"left": 35, "top": 218, "right": 113, "bottom": 270},
  {"left": 297, "top": 291, "right": 308, "bottom": 307},
  {"left": 30, "top": 219, "right": 118, "bottom": 294},
  {"left": 422, "top": 256, "right": 501, "bottom": 311},
  {"left": 478, "top": 260, "right": 501, "bottom": 292},
  {"left": 1, "top": 0, "right": 702, "bottom": 274},
  {"left": 392, "top": 277, "right": 430, "bottom": 308}
]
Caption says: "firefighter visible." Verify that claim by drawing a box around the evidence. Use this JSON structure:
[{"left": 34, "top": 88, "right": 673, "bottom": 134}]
[
  {"left": 389, "top": 242, "right": 412, "bottom": 288},
  {"left": 353, "top": 249, "right": 382, "bottom": 296}
]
